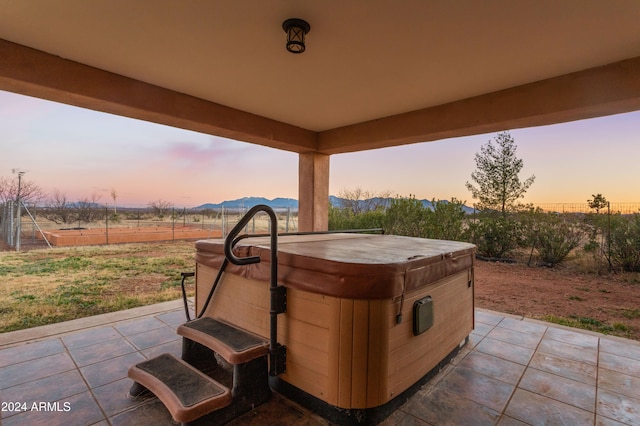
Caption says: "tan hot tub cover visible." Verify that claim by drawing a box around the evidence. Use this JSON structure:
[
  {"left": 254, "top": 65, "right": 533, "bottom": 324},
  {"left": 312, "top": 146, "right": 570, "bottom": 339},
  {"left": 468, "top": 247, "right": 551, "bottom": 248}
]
[{"left": 195, "top": 234, "right": 475, "bottom": 300}]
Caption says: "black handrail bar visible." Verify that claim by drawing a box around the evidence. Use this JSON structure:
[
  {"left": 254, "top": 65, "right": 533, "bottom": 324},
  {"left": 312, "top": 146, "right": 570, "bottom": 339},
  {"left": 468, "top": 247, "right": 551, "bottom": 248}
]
[{"left": 223, "top": 205, "right": 282, "bottom": 374}]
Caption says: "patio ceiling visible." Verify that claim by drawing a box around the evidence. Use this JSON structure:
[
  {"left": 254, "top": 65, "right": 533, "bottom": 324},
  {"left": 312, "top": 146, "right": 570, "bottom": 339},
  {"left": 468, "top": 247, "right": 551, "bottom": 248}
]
[{"left": 1, "top": 1, "right": 640, "bottom": 154}]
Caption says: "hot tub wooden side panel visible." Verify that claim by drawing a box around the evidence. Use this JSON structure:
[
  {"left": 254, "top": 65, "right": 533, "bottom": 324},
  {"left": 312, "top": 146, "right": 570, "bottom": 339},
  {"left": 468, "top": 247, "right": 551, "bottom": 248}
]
[
  {"left": 386, "top": 270, "right": 473, "bottom": 399},
  {"left": 334, "top": 298, "right": 390, "bottom": 409},
  {"left": 195, "top": 263, "right": 338, "bottom": 404}
]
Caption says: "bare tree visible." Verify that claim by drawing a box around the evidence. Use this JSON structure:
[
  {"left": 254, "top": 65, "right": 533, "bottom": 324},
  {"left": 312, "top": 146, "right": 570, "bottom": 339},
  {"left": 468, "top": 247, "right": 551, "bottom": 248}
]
[
  {"left": 75, "top": 193, "right": 103, "bottom": 224},
  {"left": 338, "top": 188, "right": 392, "bottom": 214},
  {"left": 149, "top": 200, "right": 173, "bottom": 218},
  {"left": 0, "top": 175, "right": 44, "bottom": 204},
  {"left": 43, "top": 189, "right": 74, "bottom": 224}
]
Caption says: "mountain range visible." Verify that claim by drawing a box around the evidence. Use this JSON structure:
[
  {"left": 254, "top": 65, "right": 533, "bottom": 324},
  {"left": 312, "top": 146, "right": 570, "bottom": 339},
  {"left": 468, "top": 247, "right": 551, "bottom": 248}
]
[{"left": 195, "top": 196, "right": 475, "bottom": 213}]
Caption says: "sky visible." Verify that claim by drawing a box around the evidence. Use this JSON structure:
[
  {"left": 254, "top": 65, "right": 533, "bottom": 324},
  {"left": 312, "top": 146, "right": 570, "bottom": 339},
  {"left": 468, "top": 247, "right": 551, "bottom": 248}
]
[{"left": 1, "top": 89, "right": 639, "bottom": 208}]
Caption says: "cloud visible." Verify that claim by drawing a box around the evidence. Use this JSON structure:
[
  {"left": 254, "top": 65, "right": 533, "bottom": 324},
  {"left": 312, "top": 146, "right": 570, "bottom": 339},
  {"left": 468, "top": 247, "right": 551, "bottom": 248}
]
[{"left": 164, "top": 137, "right": 243, "bottom": 169}]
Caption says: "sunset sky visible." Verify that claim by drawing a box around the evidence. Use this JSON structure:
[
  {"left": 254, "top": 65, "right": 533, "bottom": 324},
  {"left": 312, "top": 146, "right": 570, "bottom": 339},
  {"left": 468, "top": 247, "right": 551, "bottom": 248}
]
[{"left": 2, "top": 89, "right": 639, "bottom": 208}]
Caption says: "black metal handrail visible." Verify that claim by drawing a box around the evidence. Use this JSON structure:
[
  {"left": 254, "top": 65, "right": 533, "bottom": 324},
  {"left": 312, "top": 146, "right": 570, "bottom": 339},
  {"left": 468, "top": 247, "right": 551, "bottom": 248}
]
[{"left": 223, "top": 204, "right": 285, "bottom": 376}]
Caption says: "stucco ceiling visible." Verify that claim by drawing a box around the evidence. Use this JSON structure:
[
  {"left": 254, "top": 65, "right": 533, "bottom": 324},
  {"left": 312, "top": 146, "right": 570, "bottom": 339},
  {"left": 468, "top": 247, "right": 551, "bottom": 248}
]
[{"left": 1, "top": 0, "right": 640, "bottom": 152}]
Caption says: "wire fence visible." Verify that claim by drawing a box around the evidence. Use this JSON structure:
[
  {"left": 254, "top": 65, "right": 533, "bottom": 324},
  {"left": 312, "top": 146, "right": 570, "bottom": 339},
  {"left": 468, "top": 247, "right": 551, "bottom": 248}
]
[
  {"left": 0, "top": 203, "right": 298, "bottom": 250},
  {"left": 531, "top": 202, "right": 640, "bottom": 214}
]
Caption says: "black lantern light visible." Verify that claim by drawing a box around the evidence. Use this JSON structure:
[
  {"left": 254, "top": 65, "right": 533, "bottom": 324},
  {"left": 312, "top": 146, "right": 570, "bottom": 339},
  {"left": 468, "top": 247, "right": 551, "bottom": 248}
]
[{"left": 282, "top": 18, "right": 311, "bottom": 54}]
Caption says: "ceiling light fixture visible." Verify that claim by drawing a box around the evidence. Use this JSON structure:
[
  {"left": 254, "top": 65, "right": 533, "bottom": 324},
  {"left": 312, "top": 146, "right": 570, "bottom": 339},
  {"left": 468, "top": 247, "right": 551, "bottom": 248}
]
[{"left": 282, "top": 18, "right": 311, "bottom": 54}]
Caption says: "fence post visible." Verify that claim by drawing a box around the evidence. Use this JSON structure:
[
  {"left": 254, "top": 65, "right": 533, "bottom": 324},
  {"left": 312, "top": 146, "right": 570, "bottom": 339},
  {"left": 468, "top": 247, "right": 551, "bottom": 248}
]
[
  {"left": 15, "top": 199, "right": 22, "bottom": 251},
  {"left": 286, "top": 207, "right": 290, "bottom": 232},
  {"left": 105, "top": 205, "right": 109, "bottom": 245},
  {"left": 8, "top": 200, "right": 15, "bottom": 247}
]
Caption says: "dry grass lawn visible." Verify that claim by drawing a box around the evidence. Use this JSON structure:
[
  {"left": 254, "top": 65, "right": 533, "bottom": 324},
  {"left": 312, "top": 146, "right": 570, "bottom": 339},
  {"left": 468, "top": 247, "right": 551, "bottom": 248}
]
[{"left": 0, "top": 241, "right": 196, "bottom": 332}]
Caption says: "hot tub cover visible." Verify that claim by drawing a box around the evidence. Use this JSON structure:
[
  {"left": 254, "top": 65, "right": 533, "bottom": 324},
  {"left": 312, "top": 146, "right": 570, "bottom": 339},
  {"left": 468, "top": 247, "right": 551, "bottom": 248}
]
[{"left": 195, "top": 234, "right": 475, "bottom": 300}]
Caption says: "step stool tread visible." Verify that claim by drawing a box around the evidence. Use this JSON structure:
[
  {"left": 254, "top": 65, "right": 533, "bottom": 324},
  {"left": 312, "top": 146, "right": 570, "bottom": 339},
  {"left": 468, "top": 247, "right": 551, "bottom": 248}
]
[
  {"left": 178, "top": 317, "right": 269, "bottom": 364},
  {"left": 128, "top": 353, "right": 231, "bottom": 423}
]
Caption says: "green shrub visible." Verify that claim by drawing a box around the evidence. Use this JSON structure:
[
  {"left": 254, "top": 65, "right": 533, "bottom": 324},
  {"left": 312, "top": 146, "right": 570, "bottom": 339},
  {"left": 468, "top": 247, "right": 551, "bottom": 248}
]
[
  {"left": 328, "top": 205, "right": 385, "bottom": 231},
  {"left": 533, "top": 213, "right": 584, "bottom": 266},
  {"left": 423, "top": 198, "right": 469, "bottom": 241},
  {"left": 384, "top": 196, "right": 428, "bottom": 238},
  {"left": 609, "top": 213, "right": 640, "bottom": 272},
  {"left": 469, "top": 212, "right": 522, "bottom": 258}
]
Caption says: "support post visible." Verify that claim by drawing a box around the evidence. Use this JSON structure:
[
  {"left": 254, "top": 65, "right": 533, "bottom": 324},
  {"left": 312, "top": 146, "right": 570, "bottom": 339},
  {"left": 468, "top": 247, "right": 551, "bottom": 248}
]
[{"left": 298, "top": 153, "right": 329, "bottom": 232}]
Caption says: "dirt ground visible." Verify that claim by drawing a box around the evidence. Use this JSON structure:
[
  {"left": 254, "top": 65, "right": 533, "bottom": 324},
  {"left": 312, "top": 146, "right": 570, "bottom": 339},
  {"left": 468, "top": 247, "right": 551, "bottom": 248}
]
[{"left": 474, "top": 260, "right": 640, "bottom": 340}]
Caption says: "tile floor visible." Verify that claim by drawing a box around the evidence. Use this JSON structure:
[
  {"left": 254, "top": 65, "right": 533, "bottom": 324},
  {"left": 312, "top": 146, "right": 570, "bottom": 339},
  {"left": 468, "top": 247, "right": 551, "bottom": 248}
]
[{"left": 1, "top": 304, "right": 639, "bottom": 425}]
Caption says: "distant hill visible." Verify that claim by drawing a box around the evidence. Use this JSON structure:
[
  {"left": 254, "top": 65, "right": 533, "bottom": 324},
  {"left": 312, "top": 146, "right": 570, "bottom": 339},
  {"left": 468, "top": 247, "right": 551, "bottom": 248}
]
[
  {"left": 196, "top": 196, "right": 475, "bottom": 213},
  {"left": 195, "top": 197, "right": 298, "bottom": 210}
]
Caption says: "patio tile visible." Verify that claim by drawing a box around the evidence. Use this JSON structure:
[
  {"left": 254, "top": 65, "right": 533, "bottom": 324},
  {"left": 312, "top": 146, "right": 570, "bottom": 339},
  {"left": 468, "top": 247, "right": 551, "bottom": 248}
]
[
  {"left": 471, "top": 321, "right": 494, "bottom": 337},
  {"left": 496, "top": 317, "right": 547, "bottom": 335},
  {"left": 517, "top": 368, "right": 596, "bottom": 412},
  {"left": 228, "top": 393, "right": 329, "bottom": 426},
  {"left": 141, "top": 338, "right": 183, "bottom": 359},
  {"left": 505, "top": 388, "right": 594, "bottom": 426},
  {"left": 598, "top": 368, "right": 640, "bottom": 400},
  {"left": 600, "top": 338, "right": 640, "bottom": 361},
  {"left": 0, "top": 338, "right": 64, "bottom": 368},
  {"left": 497, "top": 415, "right": 529, "bottom": 425},
  {"left": 457, "top": 351, "right": 526, "bottom": 385},
  {"left": 599, "top": 351, "right": 640, "bottom": 378},
  {"left": 466, "top": 333, "right": 484, "bottom": 350},
  {"left": 61, "top": 326, "right": 121, "bottom": 349},
  {"left": 543, "top": 326, "right": 599, "bottom": 348},
  {"left": 475, "top": 310, "right": 504, "bottom": 326},
  {"left": 0, "top": 351, "right": 76, "bottom": 390},
  {"left": 486, "top": 325, "right": 543, "bottom": 349},
  {"left": 68, "top": 337, "right": 137, "bottom": 367},
  {"left": 2, "top": 390, "right": 104, "bottom": 426},
  {"left": 438, "top": 365, "right": 515, "bottom": 413},
  {"left": 79, "top": 351, "right": 145, "bottom": 389},
  {"left": 4, "top": 305, "right": 640, "bottom": 426},
  {"left": 156, "top": 309, "right": 190, "bottom": 327},
  {"left": 401, "top": 386, "right": 500, "bottom": 425},
  {"left": 528, "top": 351, "right": 597, "bottom": 386},
  {"left": 474, "top": 336, "right": 535, "bottom": 365},
  {"left": 596, "top": 414, "right": 630, "bottom": 425},
  {"left": 537, "top": 337, "right": 598, "bottom": 365},
  {"left": 109, "top": 398, "right": 174, "bottom": 425},
  {"left": 125, "top": 325, "right": 180, "bottom": 350},
  {"left": 379, "top": 410, "right": 429, "bottom": 425},
  {"left": 597, "top": 388, "right": 640, "bottom": 426},
  {"left": 114, "top": 317, "right": 167, "bottom": 336},
  {"left": 0, "top": 370, "right": 88, "bottom": 415},
  {"left": 91, "top": 377, "right": 150, "bottom": 417}
]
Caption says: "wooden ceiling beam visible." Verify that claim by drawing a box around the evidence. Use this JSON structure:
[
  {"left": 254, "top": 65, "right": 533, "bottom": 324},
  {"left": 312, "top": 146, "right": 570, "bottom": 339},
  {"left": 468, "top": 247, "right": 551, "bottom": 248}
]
[
  {"left": 0, "top": 38, "right": 317, "bottom": 154},
  {"left": 318, "top": 57, "right": 640, "bottom": 154}
]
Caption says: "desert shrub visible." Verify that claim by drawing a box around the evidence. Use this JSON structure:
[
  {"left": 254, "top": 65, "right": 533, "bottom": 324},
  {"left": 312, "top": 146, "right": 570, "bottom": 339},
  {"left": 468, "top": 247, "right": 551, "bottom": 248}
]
[
  {"left": 469, "top": 212, "right": 522, "bottom": 259},
  {"left": 533, "top": 213, "right": 584, "bottom": 266},
  {"left": 328, "top": 205, "right": 385, "bottom": 231},
  {"left": 384, "top": 196, "right": 428, "bottom": 238},
  {"left": 608, "top": 213, "right": 640, "bottom": 272},
  {"left": 582, "top": 209, "right": 637, "bottom": 272},
  {"left": 423, "top": 198, "right": 469, "bottom": 241}
]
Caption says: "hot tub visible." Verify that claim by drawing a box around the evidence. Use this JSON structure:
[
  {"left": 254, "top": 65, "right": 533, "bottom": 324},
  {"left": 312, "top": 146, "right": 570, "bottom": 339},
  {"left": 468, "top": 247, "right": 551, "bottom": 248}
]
[{"left": 194, "top": 233, "right": 475, "bottom": 420}]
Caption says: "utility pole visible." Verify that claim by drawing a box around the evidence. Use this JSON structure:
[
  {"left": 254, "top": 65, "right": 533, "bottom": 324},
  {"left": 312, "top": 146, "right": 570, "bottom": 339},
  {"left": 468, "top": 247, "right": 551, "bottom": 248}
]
[{"left": 12, "top": 169, "right": 26, "bottom": 251}]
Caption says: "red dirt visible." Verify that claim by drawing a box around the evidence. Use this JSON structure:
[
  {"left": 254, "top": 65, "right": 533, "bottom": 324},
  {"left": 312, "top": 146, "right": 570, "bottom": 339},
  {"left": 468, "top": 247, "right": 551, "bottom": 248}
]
[
  {"left": 474, "top": 260, "right": 640, "bottom": 340},
  {"left": 39, "top": 227, "right": 221, "bottom": 246}
]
